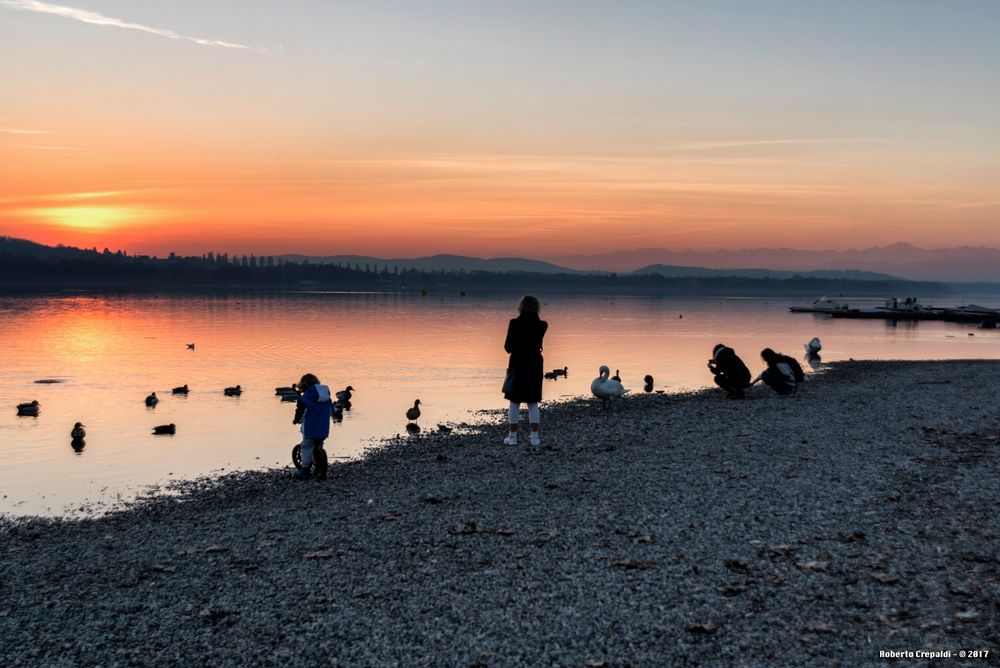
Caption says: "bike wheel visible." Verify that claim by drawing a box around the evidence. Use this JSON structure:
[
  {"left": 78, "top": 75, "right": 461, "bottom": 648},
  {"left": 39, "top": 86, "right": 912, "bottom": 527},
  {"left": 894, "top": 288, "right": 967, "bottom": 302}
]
[
  {"left": 313, "top": 447, "right": 328, "bottom": 481},
  {"left": 291, "top": 443, "right": 302, "bottom": 468}
]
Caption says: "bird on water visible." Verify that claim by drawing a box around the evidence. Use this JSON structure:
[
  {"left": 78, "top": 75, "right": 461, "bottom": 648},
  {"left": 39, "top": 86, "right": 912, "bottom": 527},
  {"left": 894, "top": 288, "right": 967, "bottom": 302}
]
[
  {"left": 406, "top": 400, "right": 422, "bottom": 421},
  {"left": 71, "top": 422, "right": 86, "bottom": 440},
  {"left": 17, "top": 400, "right": 40, "bottom": 417},
  {"left": 172, "top": 384, "right": 189, "bottom": 395},
  {"left": 152, "top": 424, "right": 176, "bottom": 435},
  {"left": 145, "top": 392, "right": 159, "bottom": 407},
  {"left": 335, "top": 386, "right": 354, "bottom": 403},
  {"left": 224, "top": 385, "right": 242, "bottom": 396}
]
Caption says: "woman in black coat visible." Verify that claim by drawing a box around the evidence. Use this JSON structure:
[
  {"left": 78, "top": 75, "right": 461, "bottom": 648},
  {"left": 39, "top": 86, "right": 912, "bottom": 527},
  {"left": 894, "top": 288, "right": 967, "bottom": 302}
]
[{"left": 503, "top": 295, "right": 548, "bottom": 447}]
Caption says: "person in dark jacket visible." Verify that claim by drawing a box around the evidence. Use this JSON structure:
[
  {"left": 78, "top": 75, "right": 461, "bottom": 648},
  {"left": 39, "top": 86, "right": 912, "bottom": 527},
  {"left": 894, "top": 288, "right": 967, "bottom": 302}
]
[
  {"left": 292, "top": 373, "right": 334, "bottom": 479},
  {"left": 751, "top": 348, "right": 801, "bottom": 396},
  {"left": 503, "top": 295, "right": 548, "bottom": 447},
  {"left": 708, "top": 343, "right": 751, "bottom": 399}
]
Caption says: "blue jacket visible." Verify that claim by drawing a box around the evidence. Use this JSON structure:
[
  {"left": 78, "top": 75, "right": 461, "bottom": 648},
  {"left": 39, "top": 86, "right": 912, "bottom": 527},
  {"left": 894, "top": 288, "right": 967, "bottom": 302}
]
[{"left": 297, "top": 384, "right": 334, "bottom": 440}]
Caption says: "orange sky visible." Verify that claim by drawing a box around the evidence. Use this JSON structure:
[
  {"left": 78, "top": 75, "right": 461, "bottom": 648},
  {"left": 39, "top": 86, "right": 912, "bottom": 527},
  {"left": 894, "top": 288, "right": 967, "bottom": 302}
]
[{"left": 2, "top": 1, "right": 998, "bottom": 257}]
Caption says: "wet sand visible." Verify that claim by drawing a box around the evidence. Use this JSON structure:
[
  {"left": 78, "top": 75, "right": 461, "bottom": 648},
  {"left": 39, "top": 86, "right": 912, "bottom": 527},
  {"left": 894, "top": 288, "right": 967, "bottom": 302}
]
[{"left": 2, "top": 361, "right": 998, "bottom": 666}]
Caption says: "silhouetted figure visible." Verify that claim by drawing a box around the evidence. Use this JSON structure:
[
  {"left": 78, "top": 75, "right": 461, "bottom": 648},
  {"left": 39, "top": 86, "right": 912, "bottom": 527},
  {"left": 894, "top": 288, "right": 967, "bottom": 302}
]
[
  {"left": 145, "top": 392, "right": 158, "bottom": 407},
  {"left": 708, "top": 344, "right": 751, "bottom": 399},
  {"left": 503, "top": 295, "right": 547, "bottom": 447},
  {"left": 643, "top": 375, "right": 654, "bottom": 393},
  {"left": 751, "top": 348, "right": 801, "bottom": 396},
  {"left": 17, "top": 400, "right": 40, "bottom": 416},
  {"left": 172, "top": 384, "right": 189, "bottom": 395},
  {"left": 292, "top": 373, "right": 333, "bottom": 480},
  {"left": 406, "top": 399, "right": 422, "bottom": 422},
  {"left": 152, "top": 424, "right": 176, "bottom": 435}
]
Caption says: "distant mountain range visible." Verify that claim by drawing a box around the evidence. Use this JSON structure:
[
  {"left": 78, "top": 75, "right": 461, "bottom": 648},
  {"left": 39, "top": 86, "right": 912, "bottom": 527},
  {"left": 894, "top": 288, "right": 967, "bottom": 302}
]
[
  {"left": 4, "top": 236, "right": 999, "bottom": 284},
  {"left": 281, "top": 253, "right": 899, "bottom": 281},
  {"left": 548, "top": 243, "right": 1000, "bottom": 282}
]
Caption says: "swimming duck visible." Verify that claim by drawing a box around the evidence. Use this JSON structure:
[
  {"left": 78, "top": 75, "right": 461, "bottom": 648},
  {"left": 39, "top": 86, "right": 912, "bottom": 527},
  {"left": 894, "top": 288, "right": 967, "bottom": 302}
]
[
  {"left": 17, "top": 400, "right": 40, "bottom": 417},
  {"left": 152, "top": 424, "right": 176, "bottom": 435},
  {"left": 224, "top": 385, "right": 242, "bottom": 396},
  {"left": 552, "top": 366, "right": 568, "bottom": 377},
  {"left": 71, "top": 422, "right": 86, "bottom": 440},
  {"left": 406, "top": 399, "right": 422, "bottom": 422},
  {"left": 591, "top": 366, "right": 628, "bottom": 409},
  {"left": 172, "top": 384, "right": 189, "bottom": 395},
  {"left": 544, "top": 371, "right": 558, "bottom": 380},
  {"left": 275, "top": 384, "right": 298, "bottom": 396},
  {"left": 335, "top": 386, "right": 355, "bottom": 403},
  {"left": 331, "top": 403, "right": 344, "bottom": 421},
  {"left": 805, "top": 337, "right": 822, "bottom": 355},
  {"left": 145, "top": 392, "right": 159, "bottom": 407}
]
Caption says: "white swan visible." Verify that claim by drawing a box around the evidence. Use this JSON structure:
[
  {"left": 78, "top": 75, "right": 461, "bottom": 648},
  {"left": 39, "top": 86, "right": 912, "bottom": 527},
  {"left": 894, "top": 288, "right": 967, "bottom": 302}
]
[
  {"left": 591, "top": 365, "right": 628, "bottom": 409},
  {"left": 805, "top": 337, "right": 822, "bottom": 354}
]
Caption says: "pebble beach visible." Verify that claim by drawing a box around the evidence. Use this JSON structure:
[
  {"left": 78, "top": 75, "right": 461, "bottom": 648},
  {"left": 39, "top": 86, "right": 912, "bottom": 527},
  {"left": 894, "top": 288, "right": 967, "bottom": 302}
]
[{"left": 2, "top": 360, "right": 998, "bottom": 666}]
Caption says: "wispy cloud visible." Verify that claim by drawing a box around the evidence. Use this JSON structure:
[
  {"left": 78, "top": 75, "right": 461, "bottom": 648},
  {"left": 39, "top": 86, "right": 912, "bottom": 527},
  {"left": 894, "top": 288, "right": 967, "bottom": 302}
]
[
  {"left": 671, "top": 139, "right": 885, "bottom": 151},
  {"left": 13, "top": 144, "right": 80, "bottom": 150},
  {"left": 2, "top": 127, "right": 49, "bottom": 134},
  {"left": 0, "top": 0, "right": 253, "bottom": 50}
]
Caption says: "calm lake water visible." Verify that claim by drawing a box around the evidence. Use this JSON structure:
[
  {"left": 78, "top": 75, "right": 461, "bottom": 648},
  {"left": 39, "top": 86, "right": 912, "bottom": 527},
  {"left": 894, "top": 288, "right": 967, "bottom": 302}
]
[{"left": 1, "top": 291, "right": 997, "bottom": 517}]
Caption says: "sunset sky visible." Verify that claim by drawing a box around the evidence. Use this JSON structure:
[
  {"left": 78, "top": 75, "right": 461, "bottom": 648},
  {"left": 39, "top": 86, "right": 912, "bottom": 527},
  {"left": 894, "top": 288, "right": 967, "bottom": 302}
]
[{"left": 1, "top": 0, "right": 998, "bottom": 258}]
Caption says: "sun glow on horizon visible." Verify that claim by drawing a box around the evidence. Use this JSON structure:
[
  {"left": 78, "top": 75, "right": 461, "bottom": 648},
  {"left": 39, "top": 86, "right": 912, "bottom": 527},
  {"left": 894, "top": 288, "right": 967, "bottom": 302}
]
[
  {"left": 19, "top": 205, "right": 160, "bottom": 231},
  {"left": 1, "top": 1, "right": 998, "bottom": 256}
]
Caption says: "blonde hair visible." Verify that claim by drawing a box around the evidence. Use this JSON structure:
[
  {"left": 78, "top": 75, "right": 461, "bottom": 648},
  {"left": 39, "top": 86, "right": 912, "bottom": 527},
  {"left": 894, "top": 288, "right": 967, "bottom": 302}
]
[{"left": 518, "top": 294, "right": 540, "bottom": 315}]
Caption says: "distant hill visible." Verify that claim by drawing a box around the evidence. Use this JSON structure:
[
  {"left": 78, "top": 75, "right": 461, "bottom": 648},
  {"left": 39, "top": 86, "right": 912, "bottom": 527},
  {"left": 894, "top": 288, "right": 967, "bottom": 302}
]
[
  {"left": 277, "top": 253, "right": 585, "bottom": 275},
  {"left": 630, "top": 264, "right": 901, "bottom": 281},
  {"left": 551, "top": 243, "right": 1000, "bottom": 282}
]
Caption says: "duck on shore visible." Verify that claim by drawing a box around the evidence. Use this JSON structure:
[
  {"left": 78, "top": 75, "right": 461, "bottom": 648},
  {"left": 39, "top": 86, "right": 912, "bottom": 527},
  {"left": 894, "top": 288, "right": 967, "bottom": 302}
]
[
  {"left": 152, "top": 424, "right": 176, "bottom": 435},
  {"left": 145, "top": 393, "right": 159, "bottom": 407},
  {"left": 17, "top": 400, "right": 40, "bottom": 417},
  {"left": 406, "top": 399, "right": 422, "bottom": 422},
  {"left": 591, "top": 366, "right": 628, "bottom": 409},
  {"left": 224, "top": 385, "right": 242, "bottom": 397}
]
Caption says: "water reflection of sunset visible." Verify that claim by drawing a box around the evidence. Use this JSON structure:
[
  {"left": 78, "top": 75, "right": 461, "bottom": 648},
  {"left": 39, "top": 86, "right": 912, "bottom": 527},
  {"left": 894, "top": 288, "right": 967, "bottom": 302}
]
[{"left": 2, "top": 293, "right": 998, "bottom": 516}]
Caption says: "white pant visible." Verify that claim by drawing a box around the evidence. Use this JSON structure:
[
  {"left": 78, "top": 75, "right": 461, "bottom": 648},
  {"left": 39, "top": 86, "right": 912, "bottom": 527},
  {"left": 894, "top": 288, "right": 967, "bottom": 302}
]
[
  {"left": 508, "top": 401, "right": 540, "bottom": 425},
  {"left": 299, "top": 438, "right": 322, "bottom": 467}
]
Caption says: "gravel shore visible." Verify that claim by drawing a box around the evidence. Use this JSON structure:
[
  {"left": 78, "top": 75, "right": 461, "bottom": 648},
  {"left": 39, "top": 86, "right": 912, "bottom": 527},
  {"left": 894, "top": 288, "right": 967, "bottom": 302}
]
[{"left": 2, "top": 361, "right": 998, "bottom": 666}]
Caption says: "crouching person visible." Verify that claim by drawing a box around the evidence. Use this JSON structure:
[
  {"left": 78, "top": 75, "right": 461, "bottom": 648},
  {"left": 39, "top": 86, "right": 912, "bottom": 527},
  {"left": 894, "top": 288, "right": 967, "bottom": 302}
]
[
  {"left": 751, "top": 348, "right": 799, "bottom": 396},
  {"left": 708, "top": 343, "right": 752, "bottom": 399},
  {"left": 293, "top": 373, "right": 334, "bottom": 480}
]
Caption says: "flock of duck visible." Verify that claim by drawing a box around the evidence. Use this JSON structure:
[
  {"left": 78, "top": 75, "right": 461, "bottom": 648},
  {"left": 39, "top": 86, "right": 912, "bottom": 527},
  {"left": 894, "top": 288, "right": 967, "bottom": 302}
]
[{"left": 15, "top": 339, "right": 822, "bottom": 451}]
